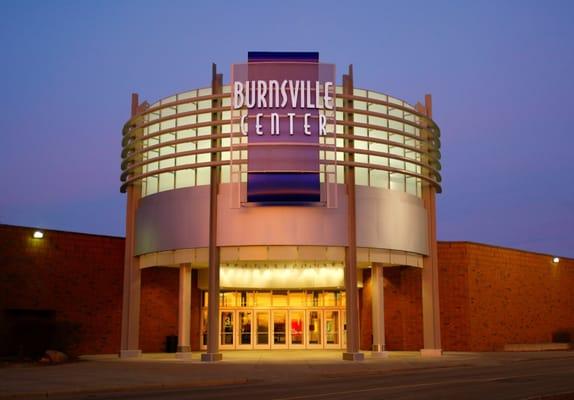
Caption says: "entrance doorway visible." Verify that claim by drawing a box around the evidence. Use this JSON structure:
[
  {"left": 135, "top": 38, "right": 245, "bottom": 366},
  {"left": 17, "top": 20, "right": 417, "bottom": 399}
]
[{"left": 200, "top": 290, "right": 346, "bottom": 350}]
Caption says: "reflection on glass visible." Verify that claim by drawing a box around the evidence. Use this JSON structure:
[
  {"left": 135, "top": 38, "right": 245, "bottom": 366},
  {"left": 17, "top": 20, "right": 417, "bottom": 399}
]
[
  {"left": 239, "top": 291, "right": 253, "bottom": 307},
  {"left": 201, "top": 310, "right": 208, "bottom": 346},
  {"left": 219, "top": 292, "right": 236, "bottom": 307},
  {"left": 324, "top": 291, "right": 337, "bottom": 307},
  {"left": 325, "top": 310, "right": 339, "bottom": 344},
  {"left": 255, "top": 292, "right": 271, "bottom": 307},
  {"left": 256, "top": 312, "right": 269, "bottom": 345},
  {"left": 288, "top": 292, "right": 306, "bottom": 307},
  {"left": 273, "top": 311, "right": 286, "bottom": 345},
  {"left": 220, "top": 311, "right": 234, "bottom": 345},
  {"left": 308, "top": 311, "right": 321, "bottom": 345},
  {"left": 290, "top": 311, "right": 304, "bottom": 345},
  {"left": 307, "top": 291, "right": 321, "bottom": 307},
  {"left": 272, "top": 291, "right": 288, "bottom": 307},
  {"left": 239, "top": 311, "right": 252, "bottom": 345}
]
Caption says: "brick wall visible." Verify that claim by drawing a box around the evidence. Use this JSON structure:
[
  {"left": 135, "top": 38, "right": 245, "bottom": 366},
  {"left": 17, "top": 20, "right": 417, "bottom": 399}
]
[
  {"left": 139, "top": 267, "right": 202, "bottom": 352},
  {"left": 437, "top": 242, "right": 471, "bottom": 350},
  {"left": 0, "top": 224, "right": 124, "bottom": 356},
  {"left": 360, "top": 267, "right": 423, "bottom": 351},
  {"left": 139, "top": 267, "right": 178, "bottom": 352},
  {"left": 2, "top": 223, "right": 573, "bottom": 355},
  {"left": 438, "top": 241, "right": 574, "bottom": 351},
  {"left": 464, "top": 242, "right": 574, "bottom": 351},
  {"left": 384, "top": 267, "right": 423, "bottom": 350}
]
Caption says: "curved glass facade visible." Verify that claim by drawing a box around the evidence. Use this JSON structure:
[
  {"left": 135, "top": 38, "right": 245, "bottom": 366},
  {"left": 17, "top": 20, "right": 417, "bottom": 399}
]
[{"left": 121, "top": 85, "right": 441, "bottom": 199}]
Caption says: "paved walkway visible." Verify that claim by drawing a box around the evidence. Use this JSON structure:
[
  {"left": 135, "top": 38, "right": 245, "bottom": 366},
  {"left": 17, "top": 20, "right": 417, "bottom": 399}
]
[{"left": 1, "top": 350, "right": 573, "bottom": 398}]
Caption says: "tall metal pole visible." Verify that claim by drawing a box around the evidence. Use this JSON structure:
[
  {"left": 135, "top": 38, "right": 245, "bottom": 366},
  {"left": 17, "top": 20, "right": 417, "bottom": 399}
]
[
  {"left": 419, "top": 95, "right": 442, "bottom": 357},
  {"left": 120, "top": 93, "right": 142, "bottom": 359},
  {"left": 202, "top": 64, "right": 223, "bottom": 362},
  {"left": 342, "top": 65, "right": 364, "bottom": 361}
]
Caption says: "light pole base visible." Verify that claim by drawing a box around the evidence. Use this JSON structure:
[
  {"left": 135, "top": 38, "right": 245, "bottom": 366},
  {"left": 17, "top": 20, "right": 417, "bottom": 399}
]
[
  {"left": 119, "top": 349, "right": 142, "bottom": 359},
  {"left": 420, "top": 348, "right": 443, "bottom": 357},
  {"left": 201, "top": 352, "right": 223, "bottom": 362},
  {"left": 175, "top": 352, "right": 193, "bottom": 360},
  {"left": 342, "top": 352, "right": 364, "bottom": 361}
]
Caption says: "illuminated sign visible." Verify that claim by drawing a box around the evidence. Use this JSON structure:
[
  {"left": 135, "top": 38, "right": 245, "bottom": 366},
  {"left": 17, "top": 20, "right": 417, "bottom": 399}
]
[{"left": 231, "top": 52, "right": 336, "bottom": 204}]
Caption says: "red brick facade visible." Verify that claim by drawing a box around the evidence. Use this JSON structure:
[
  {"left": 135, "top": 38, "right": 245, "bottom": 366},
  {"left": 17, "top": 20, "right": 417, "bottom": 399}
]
[
  {"left": 360, "top": 267, "right": 423, "bottom": 351},
  {"left": 1, "top": 224, "right": 572, "bottom": 355},
  {"left": 139, "top": 268, "right": 202, "bottom": 352},
  {"left": 0, "top": 224, "right": 124, "bottom": 356},
  {"left": 439, "top": 242, "right": 574, "bottom": 351}
]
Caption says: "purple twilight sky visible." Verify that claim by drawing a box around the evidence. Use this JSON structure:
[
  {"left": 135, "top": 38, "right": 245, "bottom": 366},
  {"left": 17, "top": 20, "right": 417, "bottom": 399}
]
[{"left": 0, "top": 0, "right": 573, "bottom": 257}]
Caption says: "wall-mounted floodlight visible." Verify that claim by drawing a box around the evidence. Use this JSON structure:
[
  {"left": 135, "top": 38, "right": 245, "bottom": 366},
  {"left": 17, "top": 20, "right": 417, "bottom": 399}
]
[
  {"left": 552, "top": 257, "right": 560, "bottom": 264},
  {"left": 33, "top": 231, "right": 44, "bottom": 239}
]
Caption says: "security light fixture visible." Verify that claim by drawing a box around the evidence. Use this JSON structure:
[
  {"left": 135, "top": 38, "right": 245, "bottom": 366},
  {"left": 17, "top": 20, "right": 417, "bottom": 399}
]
[
  {"left": 552, "top": 257, "right": 560, "bottom": 264},
  {"left": 33, "top": 231, "right": 44, "bottom": 239}
]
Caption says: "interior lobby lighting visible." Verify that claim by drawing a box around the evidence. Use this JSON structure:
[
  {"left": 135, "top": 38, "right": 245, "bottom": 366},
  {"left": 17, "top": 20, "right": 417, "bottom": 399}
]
[
  {"left": 552, "top": 257, "right": 560, "bottom": 264},
  {"left": 33, "top": 231, "right": 44, "bottom": 239}
]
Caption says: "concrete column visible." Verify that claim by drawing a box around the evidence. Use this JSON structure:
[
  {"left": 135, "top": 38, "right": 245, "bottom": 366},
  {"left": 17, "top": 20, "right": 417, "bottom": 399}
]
[
  {"left": 120, "top": 93, "right": 142, "bottom": 359},
  {"left": 418, "top": 95, "right": 442, "bottom": 357},
  {"left": 202, "top": 64, "right": 223, "bottom": 362},
  {"left": 342, "top": 65, "right": 364, "bottom": 361},
  {"left": 176, "top": 264, "right": 192, "bottom": 359},
  {"left": 371, "top": 263, "right": 388, "bottom": 357}
]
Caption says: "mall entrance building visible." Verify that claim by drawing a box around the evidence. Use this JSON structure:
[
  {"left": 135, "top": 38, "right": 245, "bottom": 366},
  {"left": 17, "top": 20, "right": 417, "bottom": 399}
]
[{"left": 119, "top": 52, "right": 442, "bottom": 360}]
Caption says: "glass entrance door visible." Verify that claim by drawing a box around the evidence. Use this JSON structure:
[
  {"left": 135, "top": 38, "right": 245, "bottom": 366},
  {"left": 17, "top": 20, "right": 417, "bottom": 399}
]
[
  {"left": 200, "top": 290, "right": 345, "bottom": 350},
  {"left": 307, "top": 310, "right": 322, "bottom": 348},
  {"left": 272, "top": 311, "right": 288, "bottom": 348},
  {"left": 220, "top": 310, "right": 234, "bottom": 349},
  {"left": 237, "top": 311, "right": 252, "bottom": 349},
  {"left": 289, "top": 310, "right": 305, "bottom": 348},
  {"left": 255, "top": 311, "right": 270, "bottom": 349},
  {"left": 342, "top": 310, "right": 347, "bottom": 348},
  {"left": 324, "top": 310, "right": 340, "bottom": 348}
]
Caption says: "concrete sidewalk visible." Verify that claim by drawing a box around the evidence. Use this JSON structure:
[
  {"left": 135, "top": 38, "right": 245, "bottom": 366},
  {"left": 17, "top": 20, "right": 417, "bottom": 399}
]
[{"left": 1, "top": 350, "right": 573, "bottom": 399}]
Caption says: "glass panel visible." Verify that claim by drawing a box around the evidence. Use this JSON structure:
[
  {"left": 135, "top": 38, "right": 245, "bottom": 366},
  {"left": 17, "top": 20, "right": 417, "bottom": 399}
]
[
  {"left": 256, "top": 312, "right": 269, "bottom": 345},
  {"left": 308, "top": 311, "right": 322, "bottom": 345},
  {"left": 239, "top": 291, "right": 253, "bottom": 307},
  {"left": 201, "top": 310, "right": 208, "bottom": 346},
  {"left": 390, "top": 172, "right": 405, "bottom": 192},
  {"left": 307, "top": 291, "right": 322, "bottom": 307},
  {"left": 342, "top": 311, "right": 347, "bottom": 346},
  {"left": 175, "top": 169, "right": 195, "bottom": 189},
  {"left": 196, "top": 167, "right": 210, "bottom": 185},
  {"left": 219, "top": 292, "right": 236, "bottom": 307},
  {"left": 220, "top": 311, "right": 234, "bottom": 345},
  {"left": 288, "top": 292, "right": 305, "bottom": 307},
  {"left": 239, "top": 311, "right": 252, "bottom": 345},
  {"left": 255, "top": 292, "right": 271, "bottom": 307},
  {"left": 290, "top": 311, "right": 304, "bottom": 345},
  {"left": 325, "top": 311, "right": 339, "bottom": 344},
  {"left": 273, "top": 311, "right": 287, "bottom": 345},
  {"left": 323, "top": 291, "right": 337, "bottom": 307},
  {"left": 272, "top": 291, "right": 288, "bottom": 307},
  {"left": 355, "top": 167, "right": 368, "bottom": 186}
]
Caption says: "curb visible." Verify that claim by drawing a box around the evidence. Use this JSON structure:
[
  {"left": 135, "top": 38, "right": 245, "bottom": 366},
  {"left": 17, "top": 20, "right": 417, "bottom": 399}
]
[{"left": 0, "top": 378, "right": 249, "bottom": 399}]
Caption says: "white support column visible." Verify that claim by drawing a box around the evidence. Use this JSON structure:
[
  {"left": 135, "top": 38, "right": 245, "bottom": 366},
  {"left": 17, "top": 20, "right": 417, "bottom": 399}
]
[
  {"left": 371, "top": 263, "right": 388, "bottom": 357},
  {"left": 176, "top": 264, "right": 192, "bottom": 359}
]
